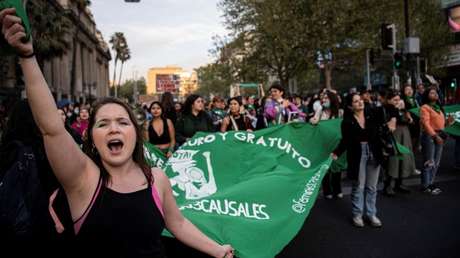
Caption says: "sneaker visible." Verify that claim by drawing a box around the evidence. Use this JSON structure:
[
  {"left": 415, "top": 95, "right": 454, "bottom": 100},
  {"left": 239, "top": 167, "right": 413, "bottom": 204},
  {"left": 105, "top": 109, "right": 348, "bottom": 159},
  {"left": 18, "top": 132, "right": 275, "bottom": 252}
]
[
  {"left": 429, "top": 185, "right": 442, "bottom": 195},
  {"left": 422, "top": 187, "right": 432, "bottom": 194},
  {"left": 394, "top": 185, "right": 411, "bottom": 194},
  {"left": 336, "top": 193, "right": 343, "bottom": 199},
  {"left": 367, "top": 216, "right": 382, "bottom": 227},
  {"left": 325, "top": 194, "right": 333, "bottom": 200},
  {"left": 413, "top": 169, "right": 421, "bottom": 175},
  {"left": 352, "top": 216, "right": 365, "bottom": 228}
]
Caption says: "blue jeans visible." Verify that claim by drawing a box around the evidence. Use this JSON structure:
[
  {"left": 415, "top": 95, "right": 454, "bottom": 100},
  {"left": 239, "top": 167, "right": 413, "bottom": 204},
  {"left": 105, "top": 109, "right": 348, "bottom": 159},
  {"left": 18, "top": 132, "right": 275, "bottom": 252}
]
[
  {"left": 351, "top": 143, "right": 381, "bottom": 217},
  {"left": 420, "top": 133, "right": 444, "bottom": 188}
]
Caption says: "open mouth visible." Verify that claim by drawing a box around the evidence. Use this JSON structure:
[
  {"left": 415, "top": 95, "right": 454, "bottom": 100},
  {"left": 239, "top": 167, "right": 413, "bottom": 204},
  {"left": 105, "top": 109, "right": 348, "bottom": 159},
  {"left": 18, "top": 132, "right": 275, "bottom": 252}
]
[{"left": 107, "top": 139, "right": 124, "bottom": 153}]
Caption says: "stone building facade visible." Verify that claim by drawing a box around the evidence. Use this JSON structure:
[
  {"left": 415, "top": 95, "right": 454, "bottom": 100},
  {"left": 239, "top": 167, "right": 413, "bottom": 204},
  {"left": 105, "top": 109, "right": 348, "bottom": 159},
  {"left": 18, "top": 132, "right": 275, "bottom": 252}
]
[{"left": 0, "top": 0, "right": 111, "bottom": 103}]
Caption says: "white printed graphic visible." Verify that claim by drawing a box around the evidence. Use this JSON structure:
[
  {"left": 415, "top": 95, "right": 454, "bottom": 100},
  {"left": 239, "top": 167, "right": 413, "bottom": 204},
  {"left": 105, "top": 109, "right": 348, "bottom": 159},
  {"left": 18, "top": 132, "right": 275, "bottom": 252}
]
[{"left": 169, "top": 150, "right": 217, "bottom": 199}]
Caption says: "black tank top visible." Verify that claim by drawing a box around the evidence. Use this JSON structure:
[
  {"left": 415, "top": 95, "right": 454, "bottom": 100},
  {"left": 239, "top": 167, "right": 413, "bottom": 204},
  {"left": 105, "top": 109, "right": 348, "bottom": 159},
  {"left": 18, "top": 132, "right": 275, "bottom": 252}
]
[
  {"left": 148, "top": 118, "right": 170, "bottom": 145},
  {"left": 75, "top": 184, "right": 165, "bottom": 258},
  {"left": 228, "top": 115, "right": 248, "bottom": 131}
]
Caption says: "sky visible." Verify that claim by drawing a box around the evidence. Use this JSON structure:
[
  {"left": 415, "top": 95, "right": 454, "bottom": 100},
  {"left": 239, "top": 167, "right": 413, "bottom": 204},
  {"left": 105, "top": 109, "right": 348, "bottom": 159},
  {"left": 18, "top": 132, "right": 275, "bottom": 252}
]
[{"left": 91, "top": 0, "right": 228, "bottom": 82}]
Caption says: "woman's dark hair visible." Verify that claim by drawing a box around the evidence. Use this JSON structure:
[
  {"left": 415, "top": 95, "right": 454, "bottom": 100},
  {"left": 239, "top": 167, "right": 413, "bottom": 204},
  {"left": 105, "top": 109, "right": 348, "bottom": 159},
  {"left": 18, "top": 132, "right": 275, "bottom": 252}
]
[
  {"left": 148, "top": 101, "right": 164, "bottom": 118},
  {"left": 385, "top": 89, "right": 400, "bottom": 101},
  {"left": 83, "top": 97, "right": 151, "bottom": 186},
  {"left": 343, "top": 92, "right": 360, "bottom": 118},
  {"left": 421, "top": 86, "right": 444, "bottom": 112},
  {"left": 160, "top": 92, "right": 175, "bottom": 113},
  {"left": 182, "top": 94, "right": 202, "bottom": 115},
  {"left": 0, "top": 100, "right": 43, "bottom": 173},
  {"left": 269, "top": 82, "right": 285, "bottom": 97},
  {"left": 326, "top": 91, "right": 340, "bottom": 118},
  {"left": 0, "top": 100, "right": 41, "bottom": 146},
  {"left": 227, "top": 96, "right": 242, "bottom": 106}
]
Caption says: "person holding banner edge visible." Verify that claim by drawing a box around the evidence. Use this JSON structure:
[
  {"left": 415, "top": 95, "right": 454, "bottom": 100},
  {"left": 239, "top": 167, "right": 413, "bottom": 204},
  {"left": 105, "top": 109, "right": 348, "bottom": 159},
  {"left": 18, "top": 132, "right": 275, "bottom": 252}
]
[
  {"left": 0, "top": 8, "right": 233, "bottom": 258},
  {"left": 419, "top": 86, "right": 455, "bottom": 195},
  {"left": 332, "top": 93, "right": 396, "bottom": 228},
  {"left": 220, "top": 97, "right": 253, "bottom": 132}
]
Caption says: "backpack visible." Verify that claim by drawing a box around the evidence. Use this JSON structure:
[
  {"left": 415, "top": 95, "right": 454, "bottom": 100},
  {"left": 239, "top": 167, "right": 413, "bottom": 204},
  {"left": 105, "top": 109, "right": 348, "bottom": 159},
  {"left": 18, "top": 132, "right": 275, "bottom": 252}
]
[{"left": 0, "top": 141, "right": 48, "bottom": 237}]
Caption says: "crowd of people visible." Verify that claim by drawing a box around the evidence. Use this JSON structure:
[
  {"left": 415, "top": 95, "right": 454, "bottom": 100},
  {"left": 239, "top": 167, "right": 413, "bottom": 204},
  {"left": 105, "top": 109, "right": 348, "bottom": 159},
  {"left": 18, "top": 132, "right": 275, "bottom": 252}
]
[
  {"left": 1, "top": 6, "right": 460, "bottom": 258},
  {"left": 134, "top": 81, "right": 458, "bottom": 229}
]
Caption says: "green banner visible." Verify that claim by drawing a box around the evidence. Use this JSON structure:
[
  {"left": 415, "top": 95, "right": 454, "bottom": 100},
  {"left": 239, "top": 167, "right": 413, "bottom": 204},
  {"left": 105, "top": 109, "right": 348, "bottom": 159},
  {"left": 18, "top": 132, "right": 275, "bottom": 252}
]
[
  {"left": 145, "top": 120, "right": 342, "bottom": 258},
  {"left": 239, "top": 83, "right": 258, "bottom": 88},
  {"left": 143, "top": 118, "right": 414, "bottom": 257},
  {"left": 410, "top": 104, "right": 460, "bottom": 137}
]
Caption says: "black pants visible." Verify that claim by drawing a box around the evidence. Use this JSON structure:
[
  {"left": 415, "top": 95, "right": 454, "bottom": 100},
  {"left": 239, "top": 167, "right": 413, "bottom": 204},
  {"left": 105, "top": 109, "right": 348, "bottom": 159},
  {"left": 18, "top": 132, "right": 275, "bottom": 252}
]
[{"left": 322, "top": 170, "right": 342, "bottom": 196}]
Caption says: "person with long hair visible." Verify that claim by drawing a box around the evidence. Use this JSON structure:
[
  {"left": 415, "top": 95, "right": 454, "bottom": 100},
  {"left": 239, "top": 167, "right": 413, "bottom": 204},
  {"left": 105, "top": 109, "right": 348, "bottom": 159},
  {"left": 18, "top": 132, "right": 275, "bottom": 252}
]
[
  {"left": 332, "top": 93, "right": 395, "bottom": 228},
  {"left": 309, "top": 90, "right": 341, "bottom": 125},
  {"left": 0, "top": 9, "right": 233, "bottom": 258},
  {"left": 309, "top": 91, "right": 344, "bottom": 199},
  {"left": 419, "top": 86, "right": 455, "bottom": 195},
  {"left": 402, "top": 84, "right": 421, "bottom": 154},
  {"left": 160, "top": 92, "right": 177, "bottom": 124},
  {"left": 220, "top": 97, "right": 253, "bottom": 132},
  {"left": 145, "top": 101, "right": 176, "bottom": 158},
  {"left": 0, "top": 100, "right": 63, "bottom": 257},
  {"left": 383, "top": 90, "right": 416, "bottom": 196},
  {"left": 71, "top": 107, "right": 89, "bottom": 138},
  {"left": 175, "top": 94, "right": 213, "bottom": 146},
  {"left": 210, "top": 96, "right": 226, "bottom": 131}
]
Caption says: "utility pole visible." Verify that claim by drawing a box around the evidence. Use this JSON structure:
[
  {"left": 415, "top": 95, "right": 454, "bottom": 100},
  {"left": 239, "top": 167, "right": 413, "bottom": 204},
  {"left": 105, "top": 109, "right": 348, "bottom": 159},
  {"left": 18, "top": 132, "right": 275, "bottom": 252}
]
[
  {"left": 404, "top": 0, "right": 417, "bottom": 87},
  {"left": 387, "top": 24, "right": 399, "bottom": 90},
  {"left": 366, "top": 49, "right": 371, "bottom": 90}
]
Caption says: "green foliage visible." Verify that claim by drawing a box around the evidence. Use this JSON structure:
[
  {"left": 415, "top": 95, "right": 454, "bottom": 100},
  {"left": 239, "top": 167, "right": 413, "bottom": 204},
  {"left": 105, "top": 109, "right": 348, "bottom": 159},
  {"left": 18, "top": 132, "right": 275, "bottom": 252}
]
[
  {"left": 118, "top": 77, "right": 146, "bottom": 103},
  {"left": 26, "top": 0, "right": 72, "bottom": 59},
  {"left": 194, "top": 62, "right": 235, "bottom": 97},
  {"left": 216, "top": 0, "right": 453, "bottom": 92}
]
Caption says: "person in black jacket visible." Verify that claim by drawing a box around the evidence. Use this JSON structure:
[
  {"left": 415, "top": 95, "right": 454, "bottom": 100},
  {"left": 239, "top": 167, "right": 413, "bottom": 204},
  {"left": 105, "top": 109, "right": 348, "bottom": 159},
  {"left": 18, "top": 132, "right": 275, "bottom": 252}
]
[
  {"left": 175, "top": 94, "right": 213, "bottom": 146},
  {"left": 332, "top": 93, "right": 396, "bottom": 228}
]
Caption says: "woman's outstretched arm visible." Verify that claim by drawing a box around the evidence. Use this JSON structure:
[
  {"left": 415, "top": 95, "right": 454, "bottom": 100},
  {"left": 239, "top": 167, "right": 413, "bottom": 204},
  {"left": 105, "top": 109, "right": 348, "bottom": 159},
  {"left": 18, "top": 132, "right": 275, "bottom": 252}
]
[{"left": 0, "top": 8, "right": 95, "bottom": 195}]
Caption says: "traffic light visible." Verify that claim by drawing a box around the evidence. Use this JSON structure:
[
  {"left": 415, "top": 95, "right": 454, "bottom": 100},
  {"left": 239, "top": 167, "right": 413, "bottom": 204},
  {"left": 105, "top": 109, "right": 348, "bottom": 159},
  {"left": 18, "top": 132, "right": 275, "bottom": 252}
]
[
  {"left": 381, "top": 23, "right": 395, "bottom": 50},
  {"left": 450, "top": 78, "right": 458, "bottom": 88},
  {"left": 393, "top": 52, "right": 403, "bottom": 69}
]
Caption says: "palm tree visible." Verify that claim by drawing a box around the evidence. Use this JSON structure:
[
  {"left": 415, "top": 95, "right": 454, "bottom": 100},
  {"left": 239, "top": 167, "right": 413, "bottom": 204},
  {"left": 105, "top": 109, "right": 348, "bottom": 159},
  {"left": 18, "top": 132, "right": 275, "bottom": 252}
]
[
  {"left": 109, "top": 32, "right": 127, "bottom": 97},
  {"left": 117, "top": 47, "right": 131, "bottom": 88}
]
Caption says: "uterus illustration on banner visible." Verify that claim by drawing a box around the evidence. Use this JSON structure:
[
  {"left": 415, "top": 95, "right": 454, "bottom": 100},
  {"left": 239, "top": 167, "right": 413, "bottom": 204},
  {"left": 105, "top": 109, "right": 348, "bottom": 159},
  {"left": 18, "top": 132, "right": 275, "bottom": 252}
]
[{"left": 168, "top": 150, "right": 217, "bottom": 200}]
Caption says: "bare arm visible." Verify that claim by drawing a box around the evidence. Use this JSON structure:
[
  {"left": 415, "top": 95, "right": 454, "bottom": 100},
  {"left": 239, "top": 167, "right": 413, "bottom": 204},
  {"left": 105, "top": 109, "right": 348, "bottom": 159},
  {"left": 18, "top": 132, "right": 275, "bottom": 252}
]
[
  {"left": 152, "top": 169, "right": 233, "bottom": 258},
  {"left": 220, "top": 117, "right": 229, "bottom": 132},
  {"left": 143, "top": 121, "right": 150, "bottom": 141},
  {"left": 167, "top": 119, "right": 176, "bottom": 156},
  {"left": 1, "top": 9, "right": 93, "bottom": 194}
]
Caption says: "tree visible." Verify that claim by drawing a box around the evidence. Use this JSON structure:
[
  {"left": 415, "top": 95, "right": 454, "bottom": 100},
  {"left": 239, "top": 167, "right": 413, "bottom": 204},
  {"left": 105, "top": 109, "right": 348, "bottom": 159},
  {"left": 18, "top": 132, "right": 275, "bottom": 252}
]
[
  {"left": 109, "top": 32, "right": 128, "bottom": 97},
  {"left": 195, "top": 62, "right": 235, "bottom": 97},
  {"left": 117, "top": 47, "right": 131, "bottom": 88},
  {"left": 26, "top": 1, "right": 72, "bottom": 62},
  {"left": 117, "top": 77, "right": 146, "bottom": 103},
  {"left": 217, "top": 0, "right": 452, "bottom": 92}
]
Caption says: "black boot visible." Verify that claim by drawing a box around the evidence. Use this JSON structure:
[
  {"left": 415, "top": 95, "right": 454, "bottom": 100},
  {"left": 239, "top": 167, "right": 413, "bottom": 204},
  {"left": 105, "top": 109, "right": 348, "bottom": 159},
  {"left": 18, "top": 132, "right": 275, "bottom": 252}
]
[
  {"left": 383, "top": 178, "right": 395, "bottom": 196},
  {"left": 394, "top": 178, "right": 411, "bottom": 194}
]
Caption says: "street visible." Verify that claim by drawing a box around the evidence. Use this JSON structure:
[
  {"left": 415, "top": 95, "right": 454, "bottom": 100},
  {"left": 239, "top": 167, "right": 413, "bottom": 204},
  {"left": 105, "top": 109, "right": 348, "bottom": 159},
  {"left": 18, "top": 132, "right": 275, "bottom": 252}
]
[{"left": 164, "top": 140, "right": 460, "bottom": 258}]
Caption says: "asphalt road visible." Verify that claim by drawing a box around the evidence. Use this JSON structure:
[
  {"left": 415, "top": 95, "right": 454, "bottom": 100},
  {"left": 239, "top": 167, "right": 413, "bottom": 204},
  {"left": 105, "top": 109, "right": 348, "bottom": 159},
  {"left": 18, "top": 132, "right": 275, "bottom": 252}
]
[{"left": 164, "top": 139, "right": 460, "bottom": 258}]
